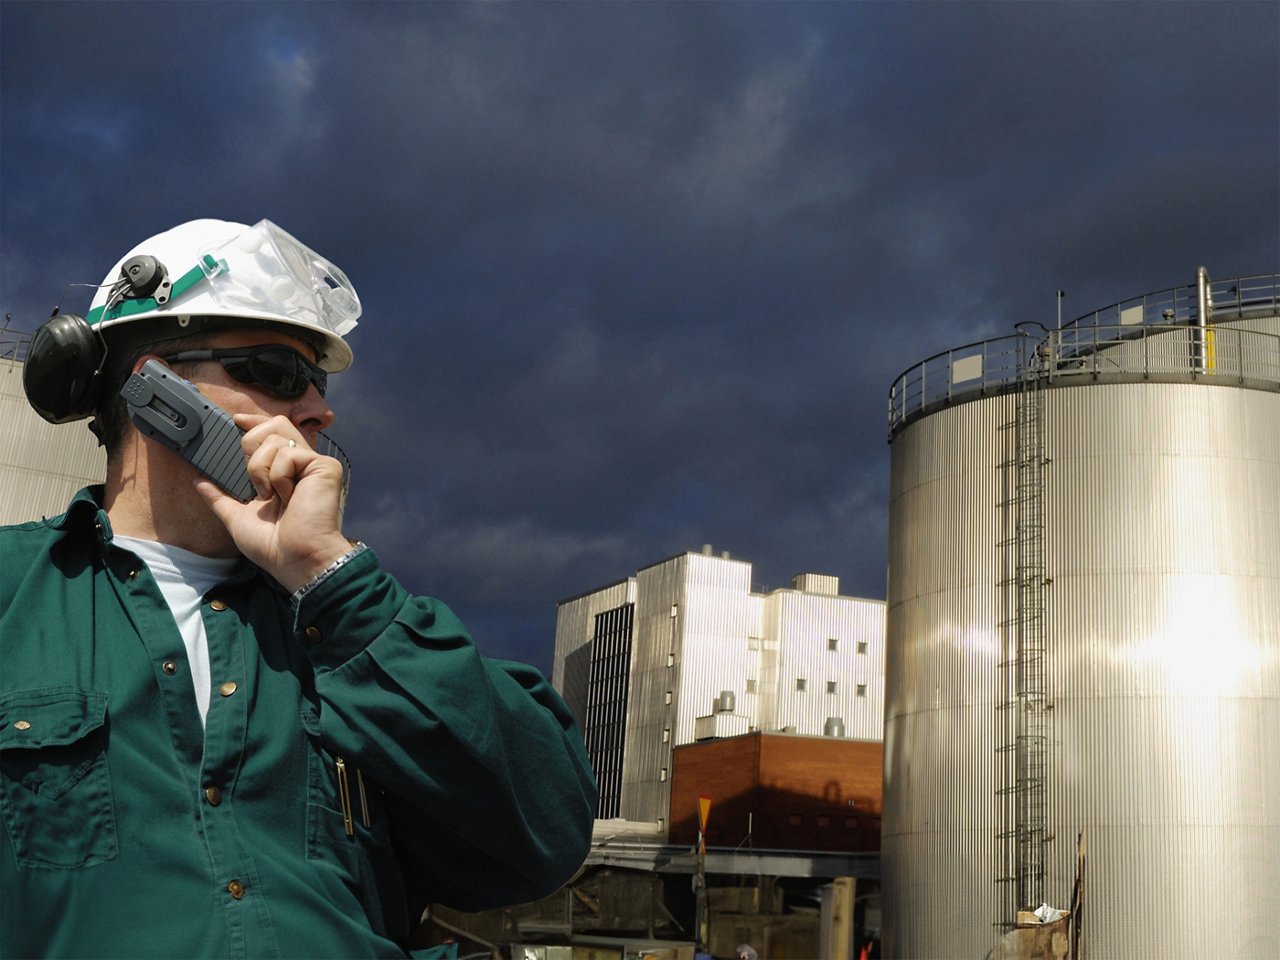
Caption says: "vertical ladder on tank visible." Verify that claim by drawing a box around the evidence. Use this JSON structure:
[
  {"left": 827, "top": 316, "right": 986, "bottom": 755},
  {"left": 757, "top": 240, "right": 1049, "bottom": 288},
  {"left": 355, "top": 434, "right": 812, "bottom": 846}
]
[
  {"left": 994, "top": 328, "right": 1051, "bottom": 934},
  {"left": 1012, "top": 336, "right": 1049, "bottom": 913}
]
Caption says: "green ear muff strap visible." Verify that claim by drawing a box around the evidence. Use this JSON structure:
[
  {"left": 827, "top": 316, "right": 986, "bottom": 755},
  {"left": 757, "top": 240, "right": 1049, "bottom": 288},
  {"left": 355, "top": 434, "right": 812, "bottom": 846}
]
[{"left": 85, "top": 256, "right": 224, "bottom": 326}]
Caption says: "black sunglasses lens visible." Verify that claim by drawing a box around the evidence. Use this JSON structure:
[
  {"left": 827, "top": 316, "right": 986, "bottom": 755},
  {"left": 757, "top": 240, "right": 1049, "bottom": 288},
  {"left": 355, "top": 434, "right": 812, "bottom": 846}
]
[{"left": 245, "top": 350, "right": 326, "bottom": 398}]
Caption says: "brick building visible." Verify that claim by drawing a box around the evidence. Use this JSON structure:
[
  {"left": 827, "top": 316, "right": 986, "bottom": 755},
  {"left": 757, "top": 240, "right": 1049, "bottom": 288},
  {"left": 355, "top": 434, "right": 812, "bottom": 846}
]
[{"left": 669, "top": 731, "right": 883, "bottom": 853}]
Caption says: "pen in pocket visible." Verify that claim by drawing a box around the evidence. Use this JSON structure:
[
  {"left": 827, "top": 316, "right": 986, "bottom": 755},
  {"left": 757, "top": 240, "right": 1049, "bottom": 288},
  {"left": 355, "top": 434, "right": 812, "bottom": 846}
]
[
  {"left": 335, "top": 757, "right": 354, "bottom": 837},
  {"left": 335, "top": 757, "right": 373, "bottom": 836}
]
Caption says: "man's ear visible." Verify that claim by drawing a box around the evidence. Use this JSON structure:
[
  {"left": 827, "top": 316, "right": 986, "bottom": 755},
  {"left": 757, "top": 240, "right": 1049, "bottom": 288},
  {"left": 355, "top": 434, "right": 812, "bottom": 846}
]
[{"left": 133, "top": 354, "right": 170, "bottom": 374}]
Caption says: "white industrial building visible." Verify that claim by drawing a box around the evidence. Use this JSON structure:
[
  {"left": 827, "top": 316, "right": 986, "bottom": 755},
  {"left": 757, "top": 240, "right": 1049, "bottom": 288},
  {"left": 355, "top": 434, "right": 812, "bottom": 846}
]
[{"left": 552, "top": 547, "right": 886, "bottom": 829}]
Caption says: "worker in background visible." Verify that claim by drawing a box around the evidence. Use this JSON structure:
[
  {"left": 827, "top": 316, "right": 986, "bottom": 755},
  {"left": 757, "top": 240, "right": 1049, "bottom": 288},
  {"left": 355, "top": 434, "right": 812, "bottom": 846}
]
[{"left": 1, "top": 219, "right": 597, "bottom": 958}]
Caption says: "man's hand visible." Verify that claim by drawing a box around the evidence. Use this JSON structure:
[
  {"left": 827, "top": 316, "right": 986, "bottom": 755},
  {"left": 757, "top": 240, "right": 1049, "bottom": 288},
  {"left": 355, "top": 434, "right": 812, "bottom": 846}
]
[{"left": 194, "top": 414, "right": 352, "bottom": 592}]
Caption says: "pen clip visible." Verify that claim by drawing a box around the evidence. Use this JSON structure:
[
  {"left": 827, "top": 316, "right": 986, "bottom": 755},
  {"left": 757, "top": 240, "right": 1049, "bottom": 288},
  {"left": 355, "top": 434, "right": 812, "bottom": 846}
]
[{"left": 335, "top": 756, "right": 355, "bottom": 838}]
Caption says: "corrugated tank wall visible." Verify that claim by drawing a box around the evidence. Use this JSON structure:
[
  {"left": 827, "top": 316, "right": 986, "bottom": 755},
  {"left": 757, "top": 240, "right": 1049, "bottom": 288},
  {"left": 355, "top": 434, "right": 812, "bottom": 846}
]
[
  {"left": 1, "top": 356, "right": 106, "bottom": 524},
  {"left": 883, "top": 372, "right": 1280, "bottom": 958}
]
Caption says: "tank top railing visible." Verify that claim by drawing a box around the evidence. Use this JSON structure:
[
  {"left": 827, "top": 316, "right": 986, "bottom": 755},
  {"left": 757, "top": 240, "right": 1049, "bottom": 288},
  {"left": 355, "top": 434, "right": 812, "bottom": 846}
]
[
  {"left": 1065, "top": 272, "right": 1280, "bottom": 330},
  {"left": 888, "top": 273, "right": 1280, "bottom": 439}
]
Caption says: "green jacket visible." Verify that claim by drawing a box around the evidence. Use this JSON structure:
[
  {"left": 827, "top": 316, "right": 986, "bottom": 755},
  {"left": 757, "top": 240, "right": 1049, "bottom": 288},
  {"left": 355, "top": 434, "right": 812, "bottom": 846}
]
[{"left": 0, "top": 488, "right": 596, "bottom": 959}]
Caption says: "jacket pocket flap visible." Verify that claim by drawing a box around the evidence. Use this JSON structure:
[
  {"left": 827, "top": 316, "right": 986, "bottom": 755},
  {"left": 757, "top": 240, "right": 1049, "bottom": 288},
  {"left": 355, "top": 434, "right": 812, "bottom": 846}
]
[{"left": 0, "top": 687, "right": 108, "bottom": 750}]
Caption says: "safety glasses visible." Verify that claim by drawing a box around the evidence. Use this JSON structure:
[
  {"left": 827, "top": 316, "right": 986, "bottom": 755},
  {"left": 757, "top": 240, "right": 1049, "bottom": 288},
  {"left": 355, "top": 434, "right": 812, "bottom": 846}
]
[{"left": 162, "top": 345, "right": 328, "bottom": 399}]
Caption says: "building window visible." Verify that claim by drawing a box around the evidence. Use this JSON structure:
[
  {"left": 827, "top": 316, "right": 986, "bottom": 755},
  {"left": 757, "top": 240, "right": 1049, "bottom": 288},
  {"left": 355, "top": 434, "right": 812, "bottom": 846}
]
[
  {"left": 826, "top": 681, "right": 837, "bottom": 695},
  {"left": 660, "top": 767, "right": 667, "bottom": 782},
  {"left": 796, "top": 678, "right": 807, "bottom": 692},
  {"left": 664, "top": 690, "right": 673, "bottom": 705},
  {"left": 788, "top": 814, "right": 802, "bottom": 827},
  {"left": 666, "top": 652, "right": 675, "bottom": 668},
  {"left": 856, "top": 683, "right": 867, "bottom": 697},
  {"left": 662, "top": 727, "right": 670, "bottom": 743},
  {"left": 817, "top": 816, "right": 830, "bottom": 828},
  {"left": 745, "top": 678, "right": 757, "bottom": 693},
  {"left": 857, "top": 640, "right": 868, "bottom": 655},
  {"left": 827, "top": 637, "right": 839, "bottom": 652}
]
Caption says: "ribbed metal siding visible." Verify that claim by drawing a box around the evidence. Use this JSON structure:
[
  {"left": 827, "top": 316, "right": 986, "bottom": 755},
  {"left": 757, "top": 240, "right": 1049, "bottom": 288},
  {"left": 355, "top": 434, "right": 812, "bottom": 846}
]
[
  {"left": 766, "top": 591, "right": 886, "bottom": 740},
  {"left": 884, "top": 392, "right": 1012, "bottom": 959},
  {"left": 1, "top": 358, "right": 106, "bottom": 524},
  {"left": 673, "top": 553, "right": 756, "bottom": 756},
  {"left": 552, "top": 578, "right": 635, "bottom": 720},
  {"left": 621, "top": 555, "right": 690, "bottom": 822},
  {"left": 884, "top": 371, "right": 1280, "bottom": 958}
]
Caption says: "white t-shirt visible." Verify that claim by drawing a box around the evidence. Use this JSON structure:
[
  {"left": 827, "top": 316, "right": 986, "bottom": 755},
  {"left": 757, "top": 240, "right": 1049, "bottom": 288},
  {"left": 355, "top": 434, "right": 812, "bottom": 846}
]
[{"left": 114, "top": 536, "right": 238, "bottom": 727}]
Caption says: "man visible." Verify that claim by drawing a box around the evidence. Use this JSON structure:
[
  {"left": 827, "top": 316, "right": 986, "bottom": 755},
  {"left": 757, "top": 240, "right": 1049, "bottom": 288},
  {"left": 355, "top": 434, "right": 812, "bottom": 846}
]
[{"left": 1, "top": 219, "right": 597, "bottom": 958}]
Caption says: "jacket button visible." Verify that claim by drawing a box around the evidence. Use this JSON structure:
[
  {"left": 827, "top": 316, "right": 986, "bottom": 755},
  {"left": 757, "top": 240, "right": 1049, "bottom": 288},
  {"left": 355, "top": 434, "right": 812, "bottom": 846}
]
[
  {"left": 162, "top": 660, "right": 178, "bottom": 675},
  {"left": 226, "top": 880, "right": 245, "bottom": 900},
  {"left": 219, "top": 681, "right": 238, "bottom": 697},
  {"left": 210, "top": 599, "right": 228, "bottom": 611},
  {"left": 204, "top": 786, "right": 222, "bottom": 806},
  {"left": 304, "top": 626, "right": 321, "bottom": 643}
]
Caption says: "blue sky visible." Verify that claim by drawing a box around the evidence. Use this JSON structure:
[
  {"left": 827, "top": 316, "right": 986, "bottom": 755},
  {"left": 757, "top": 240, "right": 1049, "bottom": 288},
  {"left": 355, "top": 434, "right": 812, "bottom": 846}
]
[{"left": 3, "top": 1, "right": 1277, "bottom": 673}]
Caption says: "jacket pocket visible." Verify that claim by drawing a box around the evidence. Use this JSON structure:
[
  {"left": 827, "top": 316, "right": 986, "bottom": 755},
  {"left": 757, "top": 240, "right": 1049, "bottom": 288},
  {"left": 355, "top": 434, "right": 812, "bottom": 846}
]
[
  {"left": 0, "top": 687, "right": 118, "bottom": 868},
  {"left": 305, "top": 743, "right": 408, "bottom": 943}
]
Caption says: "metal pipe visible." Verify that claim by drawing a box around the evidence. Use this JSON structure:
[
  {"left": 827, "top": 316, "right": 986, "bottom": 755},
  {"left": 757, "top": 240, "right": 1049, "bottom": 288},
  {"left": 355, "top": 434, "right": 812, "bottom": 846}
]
[{"left": 1194, "top": 266, "right": 1211, "bottom": 372}]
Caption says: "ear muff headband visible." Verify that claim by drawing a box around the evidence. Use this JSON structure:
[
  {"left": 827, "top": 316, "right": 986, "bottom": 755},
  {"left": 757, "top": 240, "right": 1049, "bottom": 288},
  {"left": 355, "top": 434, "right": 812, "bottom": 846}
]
[{"left": 23, "top": 257, "right": 219, "bottom": 424}]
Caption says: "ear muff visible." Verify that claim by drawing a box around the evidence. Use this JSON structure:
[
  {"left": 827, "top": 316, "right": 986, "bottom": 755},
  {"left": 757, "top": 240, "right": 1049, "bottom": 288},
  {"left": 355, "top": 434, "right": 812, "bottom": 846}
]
[
  {"left": 22, "top": 312, "right": 107, "bottom": 423},
  {"left": 24, "top": 252, "right": 176, "bottom": 424}
]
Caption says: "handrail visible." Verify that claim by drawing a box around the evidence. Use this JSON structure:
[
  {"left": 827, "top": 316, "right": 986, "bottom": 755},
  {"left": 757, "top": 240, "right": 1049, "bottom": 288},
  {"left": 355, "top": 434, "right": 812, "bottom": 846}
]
[
  {"left": 0, "top": 328, "right": 30, "bottom": 363},
  {"left": 888, "top": 320, "right": 1280, "bottom": 439},
  {"left": 1064, "top": 271, "right": 1280, "bottom": 330},
  {"left": 887, "top": 273, "right": 1279, "bottom": 439}
]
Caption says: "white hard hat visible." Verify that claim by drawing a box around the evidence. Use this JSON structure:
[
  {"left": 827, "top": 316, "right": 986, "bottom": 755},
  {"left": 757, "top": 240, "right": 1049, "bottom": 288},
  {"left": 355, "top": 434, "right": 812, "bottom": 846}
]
[{"left": 86, "top": 218, "right": 359, "bottom": 372}]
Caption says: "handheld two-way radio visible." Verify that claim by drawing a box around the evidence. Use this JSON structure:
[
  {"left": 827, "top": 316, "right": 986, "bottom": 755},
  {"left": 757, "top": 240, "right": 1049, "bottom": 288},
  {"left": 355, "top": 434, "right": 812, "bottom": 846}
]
[{"left": 120, "top": 360, "right": 255, "bottom": 502}]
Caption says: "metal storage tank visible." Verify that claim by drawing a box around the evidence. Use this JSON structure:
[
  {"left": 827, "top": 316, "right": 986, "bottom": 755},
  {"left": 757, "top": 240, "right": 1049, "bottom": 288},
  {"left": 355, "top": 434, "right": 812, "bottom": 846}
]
[{"left": 881, "top": 271, "right": 1280, "bottom": 959}]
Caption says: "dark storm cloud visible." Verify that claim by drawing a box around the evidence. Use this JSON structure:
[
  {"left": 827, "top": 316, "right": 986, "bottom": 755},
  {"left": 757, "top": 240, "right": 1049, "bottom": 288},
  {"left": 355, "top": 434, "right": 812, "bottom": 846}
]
[{"left": 3, "top": 1, "right": 1277, "bottom": 670}]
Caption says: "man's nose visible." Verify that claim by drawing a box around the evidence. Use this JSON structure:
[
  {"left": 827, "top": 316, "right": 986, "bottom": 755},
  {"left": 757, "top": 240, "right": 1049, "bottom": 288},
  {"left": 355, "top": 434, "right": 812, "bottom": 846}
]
[{"left": 291, "top": 383, "right": 335, "bottom": 433}]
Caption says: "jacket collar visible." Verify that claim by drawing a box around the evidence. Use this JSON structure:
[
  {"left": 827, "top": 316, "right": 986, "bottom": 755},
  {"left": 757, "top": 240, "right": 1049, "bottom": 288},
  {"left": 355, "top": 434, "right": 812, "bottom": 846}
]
[
  {"left": 52, "top": 486, "right": 112, "bottom": 542},
  {"left": 56, "top": 486, "right": 269, "bottom": 590}
]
